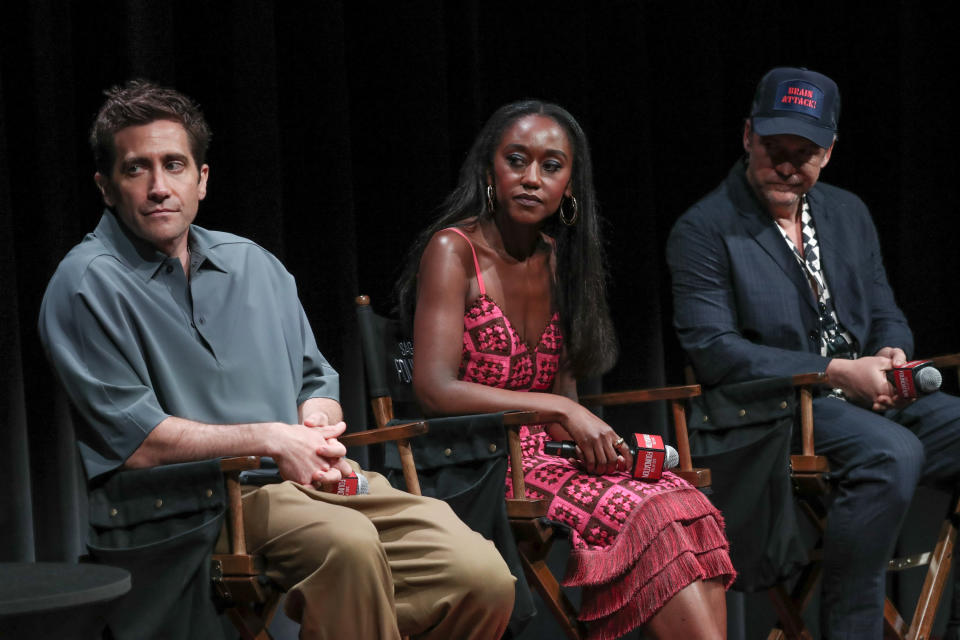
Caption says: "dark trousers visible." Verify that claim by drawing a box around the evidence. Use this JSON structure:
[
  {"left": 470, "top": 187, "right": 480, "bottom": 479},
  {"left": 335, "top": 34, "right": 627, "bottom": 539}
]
[{"left": 813, "top": 392, "right": 960, "bottom": 639}]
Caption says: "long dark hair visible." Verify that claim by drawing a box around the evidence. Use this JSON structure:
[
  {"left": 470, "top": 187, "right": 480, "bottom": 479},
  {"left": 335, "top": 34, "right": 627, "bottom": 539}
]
[{"left": 396, "top": 100, "right": 617, "bottom": 378}]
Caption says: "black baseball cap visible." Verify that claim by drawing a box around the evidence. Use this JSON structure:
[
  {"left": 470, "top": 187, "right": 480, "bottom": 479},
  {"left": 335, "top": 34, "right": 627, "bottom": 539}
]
[{"left": 750, "top": 67, "right": 840, "bottom": 149}]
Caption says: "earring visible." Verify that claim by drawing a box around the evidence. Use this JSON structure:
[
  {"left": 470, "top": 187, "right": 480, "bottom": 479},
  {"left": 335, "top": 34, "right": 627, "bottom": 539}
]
[
  {"left": 559, "top": 195, "right": 578, "bottom": 226},
  {"left": 486, "top": 185, "right": 496, "bottom": 214}
]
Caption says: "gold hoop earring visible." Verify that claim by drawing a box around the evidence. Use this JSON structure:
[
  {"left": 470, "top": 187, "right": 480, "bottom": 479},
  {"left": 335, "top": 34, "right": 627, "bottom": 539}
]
[
  {"left": 486, "top": 185, "right": 496, "bottom": 214},
  {"left": 560, "top": 195, "right": 578, "bottom": 226}
]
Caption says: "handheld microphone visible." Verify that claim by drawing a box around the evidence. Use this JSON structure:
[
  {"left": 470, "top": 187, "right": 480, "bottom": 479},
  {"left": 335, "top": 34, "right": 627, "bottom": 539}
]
[
  {"left": 330, "top": 472, "right": 369, "bottom": 495},
  {"left": 887, "top": 360, "right": 942, "bottom": 399},
  {"left": 543, "top": 433, "right": 680, "bottom": 481}
]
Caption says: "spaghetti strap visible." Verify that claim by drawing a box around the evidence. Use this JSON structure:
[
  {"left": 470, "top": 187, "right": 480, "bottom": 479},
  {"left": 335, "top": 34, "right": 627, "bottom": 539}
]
[{"left": 444, "top": 227, "right": 486, "bottom": 295}]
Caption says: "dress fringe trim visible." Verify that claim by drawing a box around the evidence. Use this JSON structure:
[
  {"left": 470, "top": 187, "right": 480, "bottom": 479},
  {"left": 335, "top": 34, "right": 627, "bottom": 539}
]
[
  {"left": 583, "top": 548, "right": 734, "bottom": 640},
  {"left": 564, "top": 485, "right": 728, "bottom": 586},
  {"left": 560, "top": 486, "right": 736, "bottom": 640},
  {"left": 578, "top": 516, "right": 733, "bottom": 619}
]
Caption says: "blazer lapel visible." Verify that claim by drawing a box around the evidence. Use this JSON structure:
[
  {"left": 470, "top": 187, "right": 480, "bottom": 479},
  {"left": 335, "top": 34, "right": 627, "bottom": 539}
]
[
  {"left": 727, "top": 165, "right": 819, "bottom": 312},
  {"left": 806, "top": 188, "right": 850, "bottom": 298}
]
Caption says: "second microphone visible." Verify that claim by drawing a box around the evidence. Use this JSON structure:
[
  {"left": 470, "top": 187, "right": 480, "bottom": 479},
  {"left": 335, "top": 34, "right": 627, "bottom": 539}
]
[{"left": 544, "top": 433, "right": 679, "bottom": 481}]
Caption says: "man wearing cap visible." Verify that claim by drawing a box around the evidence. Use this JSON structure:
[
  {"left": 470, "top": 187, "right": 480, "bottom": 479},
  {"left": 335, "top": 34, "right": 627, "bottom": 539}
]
[{"left": 667, "top": 67, "right": 960, "bottom": 637}]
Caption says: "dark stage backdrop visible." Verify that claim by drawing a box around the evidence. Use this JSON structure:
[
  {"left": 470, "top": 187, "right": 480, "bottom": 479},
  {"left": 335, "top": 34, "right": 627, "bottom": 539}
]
[{"left": 2, "top": 1, "right": 956, "bottom": 636}]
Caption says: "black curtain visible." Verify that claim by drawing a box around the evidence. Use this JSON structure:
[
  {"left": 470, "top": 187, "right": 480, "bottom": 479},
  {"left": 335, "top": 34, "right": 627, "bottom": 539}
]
[{"left": 2, "top": 0, "right": 957, "bottom": 635}]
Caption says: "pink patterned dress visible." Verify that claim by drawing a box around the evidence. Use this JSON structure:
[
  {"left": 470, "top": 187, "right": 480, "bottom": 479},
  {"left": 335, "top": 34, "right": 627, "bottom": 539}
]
[{"left": 448, "top": 228, "right": 735, "bottom": 640}]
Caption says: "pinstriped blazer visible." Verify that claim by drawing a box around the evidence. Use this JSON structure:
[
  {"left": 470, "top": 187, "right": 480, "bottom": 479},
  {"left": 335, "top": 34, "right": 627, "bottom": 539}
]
[{"left": 666, "top": 161, "right": 913, "bottom": 387}]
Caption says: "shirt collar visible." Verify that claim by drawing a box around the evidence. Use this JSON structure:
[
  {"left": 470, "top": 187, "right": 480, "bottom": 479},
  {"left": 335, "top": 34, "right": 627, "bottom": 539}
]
[
  {"left": 92, "top": 210, "right": 170, "bottom": 281},
  {"left": 185, "top": 224, "right": 229, "bottom": 275},
  {"left": 92, "top": 209, "right": 229, "bottom": 281}
]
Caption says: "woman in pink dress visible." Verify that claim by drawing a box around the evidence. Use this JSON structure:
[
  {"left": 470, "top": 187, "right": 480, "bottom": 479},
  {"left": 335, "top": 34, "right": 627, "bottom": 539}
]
[{"left": 396, "top": 100, "right": 734, "bottom": 639}]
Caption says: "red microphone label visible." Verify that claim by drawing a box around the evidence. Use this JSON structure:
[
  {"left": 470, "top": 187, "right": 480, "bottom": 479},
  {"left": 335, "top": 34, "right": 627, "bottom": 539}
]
[
  {"left": 890, "top": 369, "right": 917, "bottom": 399},
  {"left": 631, "top": 433, "right": 666, "bottom": 481},
  {"left": 889, "top": 360, "right": 932, "bottom": 399},
  {"left": 335, "top": 474, "right": 360, "bottom": 495}
]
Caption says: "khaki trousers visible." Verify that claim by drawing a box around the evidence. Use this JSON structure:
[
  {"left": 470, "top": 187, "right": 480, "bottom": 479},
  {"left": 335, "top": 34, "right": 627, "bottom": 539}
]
[{"left": 241, "top": 464, "right": 515, "bottom": 639}]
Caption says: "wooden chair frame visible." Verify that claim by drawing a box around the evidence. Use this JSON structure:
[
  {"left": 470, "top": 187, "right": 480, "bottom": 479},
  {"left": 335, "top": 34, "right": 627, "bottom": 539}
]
[{"left": 761, "top": 354, "right": 960, "bottom": 640}]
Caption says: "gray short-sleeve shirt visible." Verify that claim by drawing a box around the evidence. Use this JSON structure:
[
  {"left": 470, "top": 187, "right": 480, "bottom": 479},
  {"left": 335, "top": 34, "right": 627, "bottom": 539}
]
[{"left": 39, "top": 211, "right": 339, "bottom": 480}]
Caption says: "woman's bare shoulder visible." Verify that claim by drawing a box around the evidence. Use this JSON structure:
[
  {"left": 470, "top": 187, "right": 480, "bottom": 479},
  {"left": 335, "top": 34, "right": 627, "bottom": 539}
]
[
  {"left": 419, "top": 220, "right": 479, "bottom": 275},
  {"left": 424, "top": 219, "right": 482, "bottom": 259}
]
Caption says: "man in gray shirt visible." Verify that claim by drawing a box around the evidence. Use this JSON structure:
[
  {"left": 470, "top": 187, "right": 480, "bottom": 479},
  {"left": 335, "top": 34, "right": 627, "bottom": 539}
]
[{"left": 39, "top": 80, "right": 513, "bottom": 640}]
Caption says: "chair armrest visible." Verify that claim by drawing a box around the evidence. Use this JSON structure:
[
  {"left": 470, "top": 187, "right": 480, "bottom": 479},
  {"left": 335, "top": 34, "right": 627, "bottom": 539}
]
[
  {"left": 503, "top": 410, "right": 538, "bottom": 426},
  {"left": 792, "top": 372, "right": 830, "bottom": 387},
  {"left": 220, "top": 456, "right": 261, "bottom": 473},
  {"left": 340, "top": 421, "right": 428, "bottom": 447},
  {"left": 930, "top": 353, "right": 960, "bottom": 369},
  {"left": 579, "top": 384, "right": 701, "bottom": 407}
]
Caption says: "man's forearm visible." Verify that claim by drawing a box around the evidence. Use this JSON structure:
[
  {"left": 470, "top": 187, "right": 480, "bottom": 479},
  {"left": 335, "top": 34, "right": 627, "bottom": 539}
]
[
  {"left": 127, "top": 396, "right": 345, "bottom": 469},
  {"left": 124, "top": 416, "right": 282, "bottom": 469},
  {"left": 124, "top": 413, "right": 349, "bottom": 485}
]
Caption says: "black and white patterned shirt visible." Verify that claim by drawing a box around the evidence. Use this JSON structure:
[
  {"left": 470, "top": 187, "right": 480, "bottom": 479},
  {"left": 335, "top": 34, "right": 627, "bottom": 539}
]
[{"left": 774, "top": 195, "right": 857, "bottom": 359}]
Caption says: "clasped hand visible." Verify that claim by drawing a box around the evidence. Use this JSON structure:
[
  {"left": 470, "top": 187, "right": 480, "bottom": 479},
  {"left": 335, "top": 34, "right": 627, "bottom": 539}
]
[
  {"left": 826, "top": 347, "right": 912, "bottom": 411},
  {"left": 274, "top": 412, "right": 352, "bottom": 487}
]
